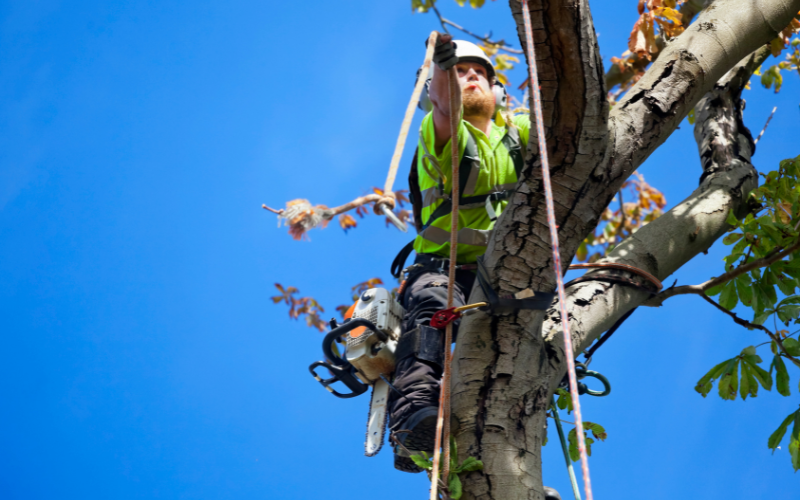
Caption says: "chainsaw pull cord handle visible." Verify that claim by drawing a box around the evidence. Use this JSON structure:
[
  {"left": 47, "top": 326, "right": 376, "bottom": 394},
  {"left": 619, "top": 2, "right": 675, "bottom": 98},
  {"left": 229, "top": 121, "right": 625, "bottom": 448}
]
[{"left": 429, "top": 47, "right": 461, "bottom": 500}]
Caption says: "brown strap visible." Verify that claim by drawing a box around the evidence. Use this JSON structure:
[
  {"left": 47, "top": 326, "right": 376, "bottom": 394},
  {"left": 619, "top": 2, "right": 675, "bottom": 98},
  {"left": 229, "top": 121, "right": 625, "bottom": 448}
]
[{"left": 568, "top": 263, "right": 663, "bottom": 291}]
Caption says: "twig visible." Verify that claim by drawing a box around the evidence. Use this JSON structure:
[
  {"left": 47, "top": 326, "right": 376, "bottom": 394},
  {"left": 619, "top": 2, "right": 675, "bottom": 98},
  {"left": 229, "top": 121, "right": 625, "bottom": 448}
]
[
  {"left": 699, "top": 294, "right": 799, "bottom": 362},
  {"left": 699, "top": 293, "right": 774, "bottom": 335},
  {"left": 754, "top": 106, "right": 778, "bottom": 144},
  {"left": 390, "top": 430, "right": 414, "bottom": 457},
  {"left": 431, "top": 3, "right": 450, "bottom": 34},
  {"left": 547, "top": 412, "right": 577, "bottom": 426},
  {"left": 429, "top": 7, "right": 523, "bottom": 54},
  {"left": 262, "top": 204, "right": 282, "bottom": 214},
  {"left": 646, "top": 240, "right": 800, "bottom": 306}
]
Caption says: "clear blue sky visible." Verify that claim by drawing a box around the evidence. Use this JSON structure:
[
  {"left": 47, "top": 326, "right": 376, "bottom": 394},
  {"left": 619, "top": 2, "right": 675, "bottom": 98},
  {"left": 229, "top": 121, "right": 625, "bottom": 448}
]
[{"left": 1, "top": 1, "right": 798, "bottom": 499}]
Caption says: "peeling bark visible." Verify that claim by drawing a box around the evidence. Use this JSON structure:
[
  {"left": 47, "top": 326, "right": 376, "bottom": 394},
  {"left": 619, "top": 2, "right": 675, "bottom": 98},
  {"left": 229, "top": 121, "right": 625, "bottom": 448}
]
[{"left": 451, "top": 0, "right": 800, "bottom": 498}]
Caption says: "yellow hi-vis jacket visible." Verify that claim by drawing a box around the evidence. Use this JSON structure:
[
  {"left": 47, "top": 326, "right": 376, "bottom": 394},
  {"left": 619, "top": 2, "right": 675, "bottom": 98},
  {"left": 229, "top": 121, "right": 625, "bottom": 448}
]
[{"left": 413, "top": 112, "right": 531, "bottom": 264}]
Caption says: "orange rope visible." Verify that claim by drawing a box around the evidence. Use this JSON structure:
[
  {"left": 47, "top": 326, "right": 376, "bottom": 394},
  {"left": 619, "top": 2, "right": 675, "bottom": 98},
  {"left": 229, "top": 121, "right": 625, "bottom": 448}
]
[{"left": 430, "top": 59, "right": 461, "bottom": 500}]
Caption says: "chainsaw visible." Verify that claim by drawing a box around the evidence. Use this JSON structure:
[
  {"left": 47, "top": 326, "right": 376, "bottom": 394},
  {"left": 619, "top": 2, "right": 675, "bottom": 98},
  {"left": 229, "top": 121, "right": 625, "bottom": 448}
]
[{"left": 308, "top": 287, "right": 404, "bottom": 456}]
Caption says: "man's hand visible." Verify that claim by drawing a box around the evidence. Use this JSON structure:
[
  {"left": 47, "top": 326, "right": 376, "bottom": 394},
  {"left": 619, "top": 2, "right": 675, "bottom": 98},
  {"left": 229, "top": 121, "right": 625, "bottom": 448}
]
[{"left": 431, "top": 34, "right": 457, "bottom": 72}]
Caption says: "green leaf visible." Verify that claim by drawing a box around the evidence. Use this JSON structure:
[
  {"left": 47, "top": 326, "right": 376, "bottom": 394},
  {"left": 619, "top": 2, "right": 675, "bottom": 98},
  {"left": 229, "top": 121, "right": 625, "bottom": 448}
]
[
  {"left": 410, "top": 453, "right": 433, "bottom": 470},
  {"left": 739, "top": 361, "right": 752, "bottom": 400},
  {"left": 736, "top": 276, "right": 754, "bottom": 306},
  {"left": 783, "top": 338, "right": 800, "bottom": 357},
  {"left": 774, "top": 355, "right": 791, "bottom": 396},
  {"left": 744, "top": 361, "right": 759, "bottom": 398},
  {"left": 778, "top": 305, "right": 800, "bottom": 325},
  {"left": 723, "top": 232, "right": 744, "bottom": 245},
  {"left": 555, "top": 388, "right": 573, "bottom": 414},
  {"left": 586, "top": 421, "right": 608, "bottom": 441},
  {"left": 762, "top": 282, "right": 778, "bottom": 306},
  {"left": 717, "top": 359, "right": 740, "bottom": 400},
  {"left": 706, "top": 282, "right": 725, "bottom": 297},
  {"left": 747, "top": 360, "right": 774, "bottom": 391},
  {"left": 768, "top": 411, "right": 797, "bottom": 451},
  {"left": 726, "top": 209, "right": 740, "bottom": 226},
  {"left": 695, "top": 359, "right": 732, "bottom": 397},
  {"left": 567, "top": 428, "right": 580, "bottom": 462},
  {"left": 753, "top": 310, "right": 773, "bottom": 325},
  {"left": 790, "top": 412, "right": 800, "bottom": 472},
  {"left": 449, "top": 474, "right": 463, "bottom": 500},
  {"left": 719, "top": 281, "right": 739, "bottom": 311},
  {"left": 458, "top": 456, "right": 484, "bottom": 473},
  {"left": 776, "top": 275, "right": 798, "bottom": 296}
]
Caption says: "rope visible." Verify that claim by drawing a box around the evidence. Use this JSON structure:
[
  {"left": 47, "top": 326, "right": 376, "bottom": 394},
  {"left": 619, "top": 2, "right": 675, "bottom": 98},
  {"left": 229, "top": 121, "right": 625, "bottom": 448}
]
[
  {"left": 384, "top": 33, "right": 439, "bottom": 195},
  {"left": 520, "top": 1, "right": 595, "bottom": 499},
  {"left": 551, "top": 396, "right": 582, "bottom": 500},
  {"left": 429, "top": 59, "right": 461, "bottom": 500},
  {"left": 264, "top": 33, "right": 442, "bottom": 238}
]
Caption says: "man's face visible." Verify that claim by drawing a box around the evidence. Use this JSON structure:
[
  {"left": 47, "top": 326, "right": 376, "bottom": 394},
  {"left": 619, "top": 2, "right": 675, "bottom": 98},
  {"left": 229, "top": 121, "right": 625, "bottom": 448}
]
[
  {"left": 456, "top": 62, "right": 492, "bottom": 94},
  {"left": 456, "top": 62, "right": 495, "bottom": 119}
]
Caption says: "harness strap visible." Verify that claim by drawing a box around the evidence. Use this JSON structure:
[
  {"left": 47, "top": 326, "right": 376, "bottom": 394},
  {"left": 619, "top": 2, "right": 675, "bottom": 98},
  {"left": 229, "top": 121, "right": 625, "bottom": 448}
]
[
  {"left": 391, "top": 240, "right": 416, "bottom": 279},
  {"left": 475, "top": 256, "right": 555, "bottom": 313}
]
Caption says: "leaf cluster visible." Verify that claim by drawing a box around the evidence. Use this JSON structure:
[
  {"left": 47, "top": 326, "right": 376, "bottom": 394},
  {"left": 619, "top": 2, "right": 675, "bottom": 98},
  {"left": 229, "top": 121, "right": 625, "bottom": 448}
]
[
  {"left": 607, "top": 0, "right": 687, "bottom": 102},
  {"left": 707, "top": 156, "right": 800, "bottom": 321},
  {"left": 566, "top": 421, "right": 607, "bottom": 462},
  {"left": 695, "top": 157, "right": 800, "bottom": 470},
  {"left": 410, "top": 437, "right": 484, "bottom": 500},
  {"left": 271, "top": 283, "right": 327, "bottom": 331},
  {"left": 576, "top": 172, "right": 666, "bottom": 262}
]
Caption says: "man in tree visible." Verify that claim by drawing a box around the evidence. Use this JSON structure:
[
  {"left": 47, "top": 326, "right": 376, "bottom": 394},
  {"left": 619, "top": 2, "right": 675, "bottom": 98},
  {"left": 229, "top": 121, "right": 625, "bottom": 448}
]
[{"left": 389, "top": 33, "right": 540, "bottom": 474}]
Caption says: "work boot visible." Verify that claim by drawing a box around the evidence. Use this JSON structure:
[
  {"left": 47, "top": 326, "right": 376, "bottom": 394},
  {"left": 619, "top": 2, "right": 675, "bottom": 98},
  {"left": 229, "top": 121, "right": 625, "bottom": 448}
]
[{"left": 392, "top": 406, "right": 439, "bottom": 473}]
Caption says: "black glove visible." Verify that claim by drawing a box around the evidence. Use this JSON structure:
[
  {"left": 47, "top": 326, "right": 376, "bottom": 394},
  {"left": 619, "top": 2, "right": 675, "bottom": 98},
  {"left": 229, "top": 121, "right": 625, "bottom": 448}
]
[{"left": 432, "top": 38, "right": 457, "bottom": 71}]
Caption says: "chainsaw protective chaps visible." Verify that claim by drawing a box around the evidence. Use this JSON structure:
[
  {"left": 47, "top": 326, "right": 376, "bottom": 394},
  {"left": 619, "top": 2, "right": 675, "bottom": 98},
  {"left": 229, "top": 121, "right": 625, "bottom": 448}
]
[{"left": 389, "top": 269, "right": 474, "bottom": 430}]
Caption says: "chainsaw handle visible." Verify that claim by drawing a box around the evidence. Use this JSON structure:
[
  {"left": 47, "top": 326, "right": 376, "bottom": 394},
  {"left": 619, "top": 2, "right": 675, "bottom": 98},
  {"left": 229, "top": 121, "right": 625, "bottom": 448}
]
[
  {"left": 321, "top": 318, "right": 385, "bottom": 365},
  {"left": 308, "top": 360, "right": 369, "bottom": 399}
]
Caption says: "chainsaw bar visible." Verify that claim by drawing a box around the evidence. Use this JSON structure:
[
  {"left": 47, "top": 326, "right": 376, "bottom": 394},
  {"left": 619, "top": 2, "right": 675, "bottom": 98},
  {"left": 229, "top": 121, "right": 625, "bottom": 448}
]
[{"left": 365, "top": 378, "right": 390, "bottom": 456}]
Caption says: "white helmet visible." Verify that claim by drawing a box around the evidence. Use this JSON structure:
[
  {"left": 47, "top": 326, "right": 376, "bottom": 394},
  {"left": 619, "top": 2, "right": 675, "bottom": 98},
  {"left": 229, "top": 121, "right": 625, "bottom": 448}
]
[
  {"left": 417, "top": 39, "right": 507, "bottom": 113},
  {"left": 449, "top": 39, "right": 496, "bottom": 80}
]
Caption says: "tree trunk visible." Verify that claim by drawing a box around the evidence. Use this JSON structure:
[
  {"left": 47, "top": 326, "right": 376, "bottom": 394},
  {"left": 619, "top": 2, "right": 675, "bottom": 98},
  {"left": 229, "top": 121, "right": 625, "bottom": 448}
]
[{"left": 451, "top": 1, "right": 800, "bottom": 499}]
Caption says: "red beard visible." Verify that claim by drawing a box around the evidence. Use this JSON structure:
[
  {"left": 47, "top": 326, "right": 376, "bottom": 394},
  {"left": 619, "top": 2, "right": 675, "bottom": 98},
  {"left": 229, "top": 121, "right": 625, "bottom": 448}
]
[{"left": 462, "top": 87, "right": 495, "bottom": 119}]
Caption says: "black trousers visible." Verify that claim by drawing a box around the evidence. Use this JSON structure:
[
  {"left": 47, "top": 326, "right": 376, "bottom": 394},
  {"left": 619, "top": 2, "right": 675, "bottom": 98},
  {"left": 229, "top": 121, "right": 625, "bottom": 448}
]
[{"left": 389, "top": 266, "right": 476, "bottom": 429}]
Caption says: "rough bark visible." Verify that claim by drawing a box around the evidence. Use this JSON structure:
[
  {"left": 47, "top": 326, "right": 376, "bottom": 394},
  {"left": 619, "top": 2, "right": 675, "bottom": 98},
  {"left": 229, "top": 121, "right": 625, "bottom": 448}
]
[{"left": 451, "top": 0, "right": 800, "bottom": 498}]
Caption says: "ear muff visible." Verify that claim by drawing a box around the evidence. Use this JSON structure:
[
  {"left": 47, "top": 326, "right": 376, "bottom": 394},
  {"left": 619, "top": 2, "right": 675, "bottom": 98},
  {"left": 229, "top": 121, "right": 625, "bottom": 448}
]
[
  {"left": 416, "top": 67, "right": 509, "bottom": 114},
  {"left": 492, "top": 81, "right": 508, "bottom": 113},
  {"left": 416, "top": 67, "right": 434, "bottom": 113}
]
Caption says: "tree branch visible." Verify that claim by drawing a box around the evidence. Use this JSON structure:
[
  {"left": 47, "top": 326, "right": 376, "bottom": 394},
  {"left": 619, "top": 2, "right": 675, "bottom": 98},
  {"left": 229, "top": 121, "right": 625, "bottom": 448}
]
[
  {"left": 430, "top": 4, "right": 523, "bottom": 54},
  {"left": 609, "top": 0, "right": 799, "bottom": 185},
  {"left": 646, "top": 240, "right": 800, "bottom": 306}
]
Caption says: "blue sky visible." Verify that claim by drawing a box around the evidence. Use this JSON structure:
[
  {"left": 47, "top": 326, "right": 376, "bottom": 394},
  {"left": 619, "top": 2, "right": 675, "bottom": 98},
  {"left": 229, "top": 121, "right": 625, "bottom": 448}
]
[{"left": 1, "top": 1, "right": 799, "bottom": 499}]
